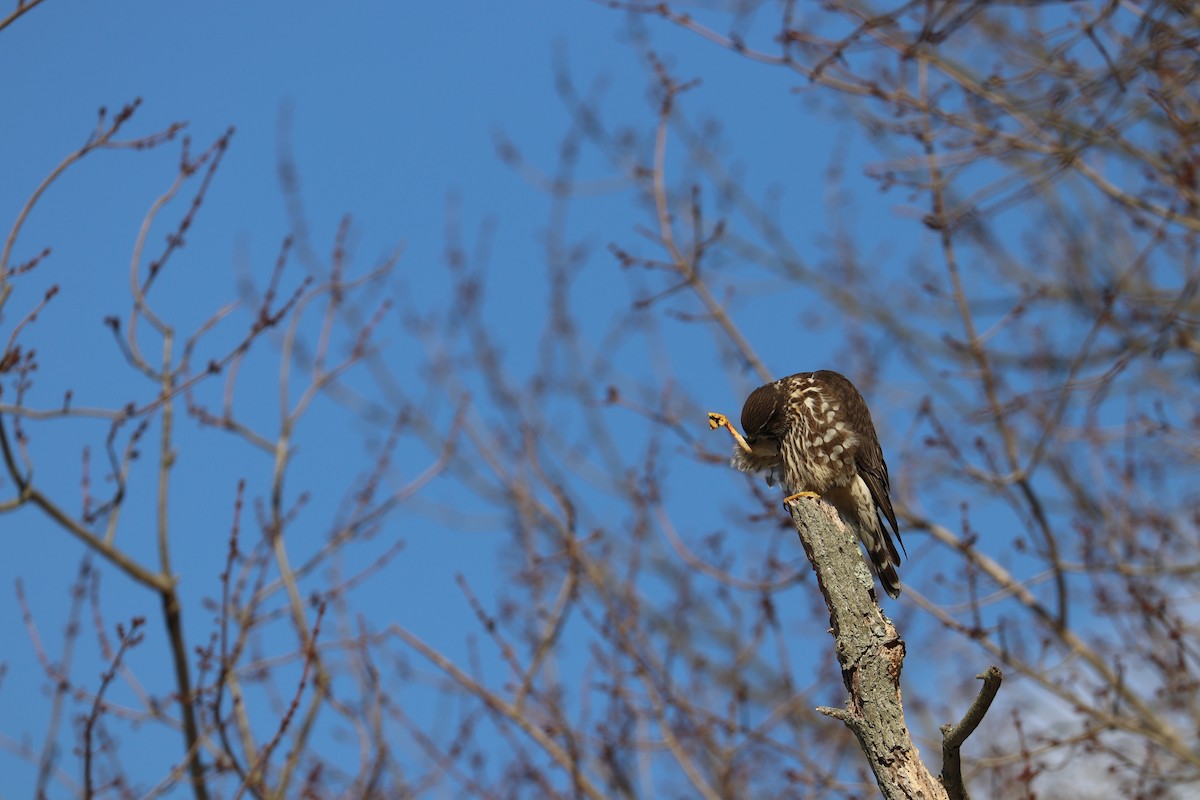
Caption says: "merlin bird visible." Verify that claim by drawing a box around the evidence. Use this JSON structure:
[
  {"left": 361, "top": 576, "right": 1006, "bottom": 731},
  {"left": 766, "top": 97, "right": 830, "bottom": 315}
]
[{"left": 708, "top": 370, "right": 905, "bottom": 599}]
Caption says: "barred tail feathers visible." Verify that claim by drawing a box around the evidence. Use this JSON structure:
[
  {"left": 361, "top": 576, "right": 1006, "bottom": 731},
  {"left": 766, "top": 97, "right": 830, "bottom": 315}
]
[
  {"left": 866, "top": 532, "right": 903, "bottom": 599},
  {"left": 846, "top": 475, "right": 903, "bottom": 599}
]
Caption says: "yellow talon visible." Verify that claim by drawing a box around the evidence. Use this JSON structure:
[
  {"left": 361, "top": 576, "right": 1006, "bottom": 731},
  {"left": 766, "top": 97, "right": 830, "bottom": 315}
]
[
  {"left": 707, "top": 410, "right": 753, "bottom": 454},
  {"left": 783, "top": 491, "right": 820, "bottom": 506}
]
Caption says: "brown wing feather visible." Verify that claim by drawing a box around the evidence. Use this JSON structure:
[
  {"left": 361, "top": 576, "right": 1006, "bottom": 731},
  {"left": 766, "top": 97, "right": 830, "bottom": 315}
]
[
  {"left": 814, "top": 370, "right": 905, "bottom": 559},
  {"left": 856, "top": 452, "right": 904, "bottom": 561},
  {"left": 854, "top": 440, "right": 899, "bottom": 531}
]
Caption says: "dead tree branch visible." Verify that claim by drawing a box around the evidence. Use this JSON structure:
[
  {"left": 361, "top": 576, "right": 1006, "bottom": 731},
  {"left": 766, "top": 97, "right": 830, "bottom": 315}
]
[
  {"left": 791, "top": 497, "right": 999, "bottom": 799},
  {"left": 940, "top": 665, "right": 1004, "bottom": 800}
]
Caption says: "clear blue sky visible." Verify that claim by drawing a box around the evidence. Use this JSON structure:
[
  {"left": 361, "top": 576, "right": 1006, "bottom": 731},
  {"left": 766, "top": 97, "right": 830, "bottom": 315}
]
[{"left": 0, "top": 2, "right": 981, "bottom": 794}]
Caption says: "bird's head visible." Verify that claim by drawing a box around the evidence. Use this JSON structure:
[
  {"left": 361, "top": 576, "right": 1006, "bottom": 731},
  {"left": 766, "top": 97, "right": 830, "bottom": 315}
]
[{"left": 740, "top": 382, "right": 786, "bottom": 444}]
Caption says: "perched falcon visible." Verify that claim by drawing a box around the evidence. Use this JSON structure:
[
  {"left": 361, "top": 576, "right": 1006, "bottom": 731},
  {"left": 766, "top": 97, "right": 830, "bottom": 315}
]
[{"left": 710, "top": 370, "right": 904, "bottom": 599}]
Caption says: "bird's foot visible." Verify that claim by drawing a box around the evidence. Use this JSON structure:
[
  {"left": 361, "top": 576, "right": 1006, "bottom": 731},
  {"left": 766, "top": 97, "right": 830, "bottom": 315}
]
[
  {"left": 783, "top": 491, "right": 821, "bottom": 507},
  {"left": 707, "top": 411, "right": 753, "bottom": 454}
]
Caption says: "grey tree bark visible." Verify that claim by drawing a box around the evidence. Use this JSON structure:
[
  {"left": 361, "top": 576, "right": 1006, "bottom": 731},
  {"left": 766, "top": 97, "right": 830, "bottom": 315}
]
[{"left": 787, "top": 497, "right": 1001, "bottom": 800}]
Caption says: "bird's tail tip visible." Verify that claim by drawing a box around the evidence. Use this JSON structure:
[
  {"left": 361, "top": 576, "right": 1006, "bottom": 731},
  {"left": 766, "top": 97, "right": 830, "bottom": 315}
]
[{"left": 876, "top": 561, "right": 902, "bottom": 599}]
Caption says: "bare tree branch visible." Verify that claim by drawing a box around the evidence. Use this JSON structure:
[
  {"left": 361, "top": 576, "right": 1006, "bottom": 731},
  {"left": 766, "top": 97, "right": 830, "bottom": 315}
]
[{"left": 940, "top": 665, "right": 1004, "bottom": 800}]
